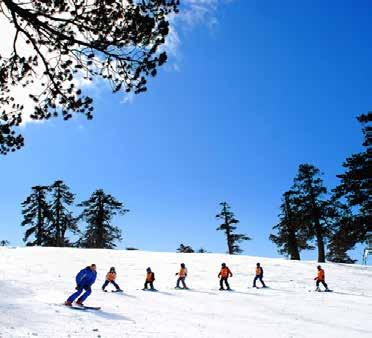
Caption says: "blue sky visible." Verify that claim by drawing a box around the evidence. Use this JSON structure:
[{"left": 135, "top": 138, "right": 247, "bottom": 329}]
[{"left": 1, "top": 0, "right": 370, "bottom": 262}]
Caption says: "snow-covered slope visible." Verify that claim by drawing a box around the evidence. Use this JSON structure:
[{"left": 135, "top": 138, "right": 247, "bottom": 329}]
[{"left": 0, "top": 247, "right": 371, "bottom": 338}]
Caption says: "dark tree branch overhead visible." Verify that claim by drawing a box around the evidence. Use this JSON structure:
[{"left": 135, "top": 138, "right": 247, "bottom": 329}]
[{"left": 0, "top": 0, "right": 179, "bottom": 154}]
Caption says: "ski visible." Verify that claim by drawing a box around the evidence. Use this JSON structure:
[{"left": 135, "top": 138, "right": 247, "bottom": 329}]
[
  {"left": 63, "top": 304, "right": 101, "bottom": 311},
  {"left": 81, "top": 306, "right": 101, "bottom": 310}
]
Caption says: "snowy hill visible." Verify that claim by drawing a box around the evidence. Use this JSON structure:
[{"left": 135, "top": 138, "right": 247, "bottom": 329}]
[{"left": 0, "top": 247, "right": 371, "bottom": 338}]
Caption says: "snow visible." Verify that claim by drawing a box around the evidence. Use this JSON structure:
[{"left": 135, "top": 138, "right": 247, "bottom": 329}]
[{"left": 0, "top": 247, "right": 371, "bottom": 338}]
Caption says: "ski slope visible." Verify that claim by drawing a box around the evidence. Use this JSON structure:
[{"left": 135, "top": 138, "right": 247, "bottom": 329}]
[{"left": 0, "top": 247, "right": 371, "bottom": 338}]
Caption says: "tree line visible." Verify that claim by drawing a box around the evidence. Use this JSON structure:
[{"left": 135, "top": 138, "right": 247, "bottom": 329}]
[
  {"left": 270, "top": 114, "right": 371, "bottom": 263},
  {"left": 21, "top": 180, "right": 128, "bottom": 249},
  {"left": 20, "top": 185, "right": 251, "bottom": 255}
]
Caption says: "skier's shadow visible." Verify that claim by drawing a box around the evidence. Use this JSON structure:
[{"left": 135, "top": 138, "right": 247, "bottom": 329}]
[
  {"left": 187, "top": 290, "right": 217, "bottom": 295},
  {"left": 111, "top": 292, "right": 137, "bottom": 299},
  {"left": 93, "top": 310, "right": 135, "bottom": 322}
]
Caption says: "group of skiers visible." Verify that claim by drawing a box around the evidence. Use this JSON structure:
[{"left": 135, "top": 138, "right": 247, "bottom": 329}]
[{"left": 64, "top": 263, "right": 329, "bottom": 307}]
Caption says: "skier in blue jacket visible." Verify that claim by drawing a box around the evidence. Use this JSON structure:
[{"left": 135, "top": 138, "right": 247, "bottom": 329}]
[{"left": 65, "top": 264, "right": 97, "bottom": 306}]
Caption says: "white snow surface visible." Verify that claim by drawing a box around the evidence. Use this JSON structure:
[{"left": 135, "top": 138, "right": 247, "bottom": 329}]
[{"left": 0, "top": 247, "right": 371, "bottom": 338}]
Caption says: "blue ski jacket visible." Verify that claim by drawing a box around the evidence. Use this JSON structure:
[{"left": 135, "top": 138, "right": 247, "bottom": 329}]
[{"left": 76, "top": 267, "right": 97, "bottom": 287}]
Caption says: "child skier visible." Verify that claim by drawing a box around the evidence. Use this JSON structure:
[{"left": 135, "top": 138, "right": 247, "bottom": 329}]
[
  {"left": 314, "top": 265, "right": 329, "bottom": 291},
  {"left": 175, "top": 263, "right": 188, "bottom": 289},
  {"left": 143, "top": 267, "right": 156, "bottom": 290},
  {"left": 253, "top": 262, "right": 267, "bottom": 288},
  {"left": 218, "top": 263, "right": 232, "bottom": 290},
  {"left": 102, "top": 267, "right": 122, "bottom": 292},
  {"left": 65, "top": 264, "right": 97, "bottom": 306}
]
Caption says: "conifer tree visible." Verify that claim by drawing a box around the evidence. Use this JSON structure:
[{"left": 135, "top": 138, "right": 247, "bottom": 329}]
[
  {"left": 329, "top": 114, "right": 371, "bottom": 260},
  {"left": 21, "top": 186, "right": 52, "bottom": 246},
  {"left": 0, "top": 240, "right": 10, "bottom": 246},
  {"left": 326, "top": 202, "right": 358, "bottom": 263},
  {"left": 269, "top": 190, "right": 313, "bottom": 260},
  {"left": 216, "top": 202, "right": 250, "bottom": 255},
  {"left": 49, "top": 180, "right": 78, "bottom": 247},
  {"left": 0, "top": 0, "right": 179, "bottom": 154},
  {"left": 77, "top": 189, "right": 128, "bottom": 249},
  {"left": 291, "top": 164, "right": 332, "bottom": 262},
  {"left": 176, "top": 244, "right": 194, "bottom": 253}
]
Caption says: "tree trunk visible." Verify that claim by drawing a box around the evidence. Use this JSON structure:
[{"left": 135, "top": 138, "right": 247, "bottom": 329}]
[
  {"left": 284, "top": 196, "right": 301, "bottom": 260},
  {"left": 315, "top": 220, "right": 325, "bottom": 262},
  {"left": 223, "top": 204, "right": 233, "bottom": 254},
  {"left": 36, "top": 191, "right": 43, "bottom": 246},
  {"left": 55, "top": 187, "right": 62, "bottom": 247}
]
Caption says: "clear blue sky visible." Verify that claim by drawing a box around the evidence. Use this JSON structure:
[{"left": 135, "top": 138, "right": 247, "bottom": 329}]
[{"left": 1, "top": 0, "right": 370, "bottom": 262}]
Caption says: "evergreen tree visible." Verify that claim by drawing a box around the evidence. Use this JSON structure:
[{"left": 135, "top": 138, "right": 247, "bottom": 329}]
[
  {"left": 291, "top": 164, "right": 332, "bottom": 263},
  {"left": 326, "top": 202, "right": 358, "bottom": 263},
  {"left": 0, "top": 240, "right": 10, "bottom": 246},
  {"left": 269, "top": 190, "right": 314, "bottom": 260},
  {"left": 197, "top": 248, "right": 207, "bottom": 253},
  {"left": 77, "top": 189, "right": 128, "bottom": 249},
  {"left": 49, "top": 180, "right": 78, "bottom": 247},
  {"left": 21, "top": 186, "right": 52, "bottom": 246},
  {"left": 329, "top": 114, "right": 371, "bottom": 260},
  {"left": 176, "top": 244, "right": 194, "bottom": 253},
  {"left": 216, "top": 202, "right": 251, "bottom": 255}
]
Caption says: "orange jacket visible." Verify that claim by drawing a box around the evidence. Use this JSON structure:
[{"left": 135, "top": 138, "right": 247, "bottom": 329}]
[
  {"left": 256, "top": 267, "right": 263, "bottom": 276},
  {"left": 219, "top": 267, "right": 232, "bottom": 279},
  {"left": 177, "top": 267, "right": 187, "bottom": 278},
  {"left": 146, "top": 272, "right": 155, "bottom": 282},
  {"left": 106, "top": 272, "right": 116, "bottom": 281},
  {"left": 316, "top": 269, "right": 325, "bottom": 281}
]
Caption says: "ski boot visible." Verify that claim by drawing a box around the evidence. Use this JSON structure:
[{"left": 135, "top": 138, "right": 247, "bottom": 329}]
[
  {"left": 76, "top": 300, "right": 84, "bottom": 306},
  {"left": 64, "top": 301, "right": 72, "bottom": 307},
  {"left": 315, "top": 287, "right": 321, "bottom": 292}
]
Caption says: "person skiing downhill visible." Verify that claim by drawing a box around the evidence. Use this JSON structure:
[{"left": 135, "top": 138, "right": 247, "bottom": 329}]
[
  {"left": 102, "top": 267, "right": 122, "bottom": 292},
  {"left": 65, "top": 264, "right": 97, "bottom": 306},
  {"left": 175, "top": 263, "right": 188, "bottom": 289},
  {"left": 253, "top": 262, "right": 267, "bottom": 288},
  {"left": 143, "top": 267, "right": 156, "bottom": 290},
  {"left": 218, "top": 263, "right": 232, "bottom": 290},
  {"left": 314, "top": 265, "right": 329, "bottom": 291}
]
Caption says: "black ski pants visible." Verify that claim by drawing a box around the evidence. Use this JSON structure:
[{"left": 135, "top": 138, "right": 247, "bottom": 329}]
[
  {"left": 316, "top": 280, "right": 328, "bottom": 289},
  {"left": 176, "top": 277, "right": 187, "bottom": 288},
  {"left": 220, "top": 278, "right": 230, "bottom": 290},
  {"left": 144, "top": 281, "right": 154, "bottom": 289},
  {"left": 253, "top": 275, "right": 266, "bottom": 287},
  {"left": 102, "top": 280, "right": 120, "bottom": 291}
]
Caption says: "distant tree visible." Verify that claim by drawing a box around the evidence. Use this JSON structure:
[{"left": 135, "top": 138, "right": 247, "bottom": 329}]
[
  {"left": 177, "top": 244, "right": 194, "bottom": 253},
  {"left": 269, "top": 190, "right": 314, "bottom": 260},
  {"left": 126, "top": 247, "right": 139, "bottom": 251},
  {"left": 291, "top": 164, "right": 333, "bottom": 263},
  {"left": 0, "top": 240, "right": 10, "bottom": 246},
  {"left": 216, "top": 202, "right": 251, "bottom": 255},
  {"left": 197, "top": 248, "right": 207, "bottom": 253},
  {"left": 77, "top": 189, "right": 128, "bottom": 249},
  {"left": 49, "top": 180, "right": 79, "bottom": 246},
  {"left": 21, "top": 185, "right": 52, "bottom": 246},
  {"left": 0, "top": 0, "right": 179, "bottom": 154}
]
